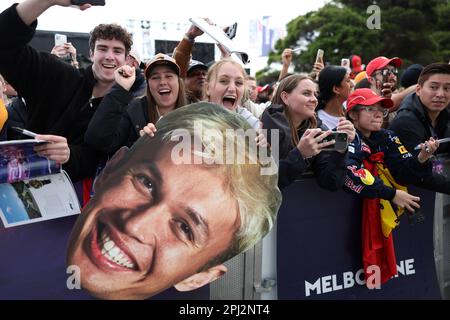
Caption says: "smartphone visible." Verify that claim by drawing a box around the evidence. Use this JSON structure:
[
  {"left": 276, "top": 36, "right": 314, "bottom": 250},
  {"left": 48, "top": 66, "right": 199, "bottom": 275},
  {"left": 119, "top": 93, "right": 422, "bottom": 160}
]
[
  {"left": 379, "top": 69, "right": 391, "bottom": 96},
  {"left": 54, "top": 33, "right": 67, "bottom": 47},
  {"left": 382, "top": 69, "right": 390, "bottom": 84},
  {"left": 70, "top": 0, "right": 106, "bottom": 5},
  {"left": 341, "top": 58, "right": 350, "bottom": 70},
  {"left": 321, "top": 131, "right": 348, "bottom": 152},
  {"left": 225, "top": 23, "right": 238, "bottom": 40},
  {"left": 315, "top": 49, "right": 324, "bottom": 63}
]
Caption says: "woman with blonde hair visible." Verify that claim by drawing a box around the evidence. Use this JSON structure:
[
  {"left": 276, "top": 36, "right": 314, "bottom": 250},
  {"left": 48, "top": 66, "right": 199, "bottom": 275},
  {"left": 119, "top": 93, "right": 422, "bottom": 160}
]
[{"left": 205, "top": 57, "right": 261, "bottom": 130}]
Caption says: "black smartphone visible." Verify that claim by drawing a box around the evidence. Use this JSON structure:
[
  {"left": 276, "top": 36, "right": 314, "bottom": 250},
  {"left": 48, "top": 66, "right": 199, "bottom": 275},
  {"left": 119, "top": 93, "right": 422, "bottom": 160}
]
[
  {"left": 225, "top": 23, "right": 238, "bottom": 40},
  {"left": 382, "top": 69, "right": 390, "bottom": 84},
  {"left": 321, "top": 131, "right": 348, "bottom": 152},
  {"left": 70, "top": 0, "right": 106, "bottom": 6}
]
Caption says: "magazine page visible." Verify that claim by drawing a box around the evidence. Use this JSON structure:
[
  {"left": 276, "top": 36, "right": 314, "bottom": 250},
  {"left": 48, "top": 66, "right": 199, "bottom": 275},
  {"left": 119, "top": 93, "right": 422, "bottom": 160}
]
[
  {"left": 0, "top": 139, "right": 60, "bottom": 184},
  {"left": 0, "top": 171, "right": 81, "bottom": 228}
]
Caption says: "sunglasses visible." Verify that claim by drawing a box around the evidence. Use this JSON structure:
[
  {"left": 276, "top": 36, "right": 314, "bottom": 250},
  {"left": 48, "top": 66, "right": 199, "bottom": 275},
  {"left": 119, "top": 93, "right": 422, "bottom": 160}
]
[{"left": 376, "top": 68, "right": 399, "bottom": 77}]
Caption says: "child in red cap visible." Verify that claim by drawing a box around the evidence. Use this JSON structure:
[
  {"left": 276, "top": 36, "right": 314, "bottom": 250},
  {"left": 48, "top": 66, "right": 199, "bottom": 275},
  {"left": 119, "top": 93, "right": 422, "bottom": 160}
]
[{"left": 344, "top": 88, "right": 439, "bottom": 287}]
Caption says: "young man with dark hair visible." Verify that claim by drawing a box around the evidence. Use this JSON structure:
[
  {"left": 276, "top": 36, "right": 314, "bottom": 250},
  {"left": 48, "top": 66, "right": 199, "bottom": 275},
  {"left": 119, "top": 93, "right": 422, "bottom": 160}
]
[
  {"left": 0, "top": 0, "right": 134, "bottom": 183},
  {"left": 389, "top": 63, "right": 450, "bottom": 194}
]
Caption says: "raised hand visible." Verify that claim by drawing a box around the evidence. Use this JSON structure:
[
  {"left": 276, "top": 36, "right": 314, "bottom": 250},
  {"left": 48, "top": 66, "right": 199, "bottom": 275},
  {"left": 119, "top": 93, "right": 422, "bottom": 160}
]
[{"left": 115, "top": 65, "right": 136, "bottom": 91}]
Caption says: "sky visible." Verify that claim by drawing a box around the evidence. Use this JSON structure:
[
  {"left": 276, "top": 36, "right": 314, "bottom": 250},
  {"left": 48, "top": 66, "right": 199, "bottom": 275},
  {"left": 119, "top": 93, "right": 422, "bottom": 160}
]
[
  {"left": 0, "top": 0, "right": 328, "bottom": 31},
  {"left": 0, "top": 0, "right": 329, "bottom": 73}
]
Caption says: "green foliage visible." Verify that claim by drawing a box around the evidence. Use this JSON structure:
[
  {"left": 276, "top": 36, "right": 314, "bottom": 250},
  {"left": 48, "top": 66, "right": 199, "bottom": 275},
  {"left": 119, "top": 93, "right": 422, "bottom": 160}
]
[
  {"left": 255, "top": 69, "right": 281, "bottom": 86},
  {"left": 258, "top": 0, "right": 450, "bottom": 80}
]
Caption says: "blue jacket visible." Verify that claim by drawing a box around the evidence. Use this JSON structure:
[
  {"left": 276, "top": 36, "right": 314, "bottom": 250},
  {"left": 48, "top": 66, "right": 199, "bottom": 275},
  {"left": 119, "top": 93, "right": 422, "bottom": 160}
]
[{"left": 345, "top": 129, "right": 432, "bottom": 199}]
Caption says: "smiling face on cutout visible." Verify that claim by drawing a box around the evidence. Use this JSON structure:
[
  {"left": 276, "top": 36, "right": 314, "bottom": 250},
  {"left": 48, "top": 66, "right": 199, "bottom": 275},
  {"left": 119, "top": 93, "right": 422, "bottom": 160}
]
[{"left": 67, "top": 139, "right": 239, "bottom": 300}]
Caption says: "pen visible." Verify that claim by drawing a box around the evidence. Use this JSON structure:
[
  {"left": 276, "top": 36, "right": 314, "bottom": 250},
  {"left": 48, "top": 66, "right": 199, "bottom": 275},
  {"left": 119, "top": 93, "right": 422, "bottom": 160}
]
[
  {"left": 414, "top": 137, "right": 450, "bottom": 150},
  {"left": 11, "top": 127, "right": 38, "bottom": 138}
]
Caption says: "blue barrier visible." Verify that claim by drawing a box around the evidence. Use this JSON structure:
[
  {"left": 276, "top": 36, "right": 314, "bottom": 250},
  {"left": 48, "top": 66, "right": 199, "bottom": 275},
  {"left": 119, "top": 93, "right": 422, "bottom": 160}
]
[
  {"left": 277, "top": 179, "right": 441, "bottom": 299},
  {"left": 0, "top": 215, "right": 208, "bottom": 299}
]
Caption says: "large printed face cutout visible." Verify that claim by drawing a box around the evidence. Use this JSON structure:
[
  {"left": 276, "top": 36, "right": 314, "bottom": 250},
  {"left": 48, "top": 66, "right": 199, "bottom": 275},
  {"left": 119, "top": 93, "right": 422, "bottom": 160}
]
[{"left": 67, "top": 102, "right": 281, "bottom": 300}]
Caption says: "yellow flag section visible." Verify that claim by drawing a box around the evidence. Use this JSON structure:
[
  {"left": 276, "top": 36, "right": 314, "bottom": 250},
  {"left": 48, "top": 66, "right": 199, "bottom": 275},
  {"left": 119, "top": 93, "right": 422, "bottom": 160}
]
[
  {"left": 376, "top": 163, "right": 408, "bottom": 238},
  {"left": 0, "top": 99, "right": 8, "bottom": 131}
]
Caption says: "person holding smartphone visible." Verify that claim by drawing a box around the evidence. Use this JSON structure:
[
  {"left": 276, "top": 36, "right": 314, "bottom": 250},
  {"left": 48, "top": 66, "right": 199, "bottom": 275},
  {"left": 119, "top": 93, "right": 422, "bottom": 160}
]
[
  {"left": 0, "top": 0, "right": 136, "bottom": 184},
  {"left": 261, "top": 74, "right": 354, "bottom": 190},
  {"left": 366, "top": 56, "right": 402, "bottom": 98},
  {"left": 344, "top": 88, "right": 439, "bottom": 287},
  {"left": 366, "top": 56, "right": 417, "bottom": 112},
  {"left": 51, "top": 41, "right": 80, "bottom": 69}
]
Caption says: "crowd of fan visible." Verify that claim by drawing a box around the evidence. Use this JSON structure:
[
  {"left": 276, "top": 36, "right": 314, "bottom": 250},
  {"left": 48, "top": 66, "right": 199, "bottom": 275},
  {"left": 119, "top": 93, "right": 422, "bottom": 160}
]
[{"left": 0, "top": 2, "right": 449, "bottom": 225}]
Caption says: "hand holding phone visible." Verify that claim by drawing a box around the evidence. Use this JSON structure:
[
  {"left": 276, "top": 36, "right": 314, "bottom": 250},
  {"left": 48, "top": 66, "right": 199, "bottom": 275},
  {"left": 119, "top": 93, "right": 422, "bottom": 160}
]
[
  {"left": 321, "top": 131, "right": 348, "bottom": 152},
  {"left": 70, "top": 0, "right": 105, "bottom": 6},
  {"left": 54, "top": 34, "right": 67, "bottom": 47},
  {"left": 315, "top": 49, "right": 324, "bottom": 64},
  {"left": 341, "top": 58, "right": 350, "bottom": 72}
]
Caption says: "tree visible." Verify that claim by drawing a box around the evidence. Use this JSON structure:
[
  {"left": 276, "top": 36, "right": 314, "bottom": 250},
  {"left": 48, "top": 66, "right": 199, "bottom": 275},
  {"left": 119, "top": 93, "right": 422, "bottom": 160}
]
[{"left": 260, "top": 0, "right": 450, "bottom": 80}]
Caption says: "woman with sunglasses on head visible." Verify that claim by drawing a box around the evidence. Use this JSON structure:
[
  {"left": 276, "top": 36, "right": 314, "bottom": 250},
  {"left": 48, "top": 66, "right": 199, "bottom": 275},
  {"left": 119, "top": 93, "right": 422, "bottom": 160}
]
[{"left": 344, "top": 88, "right": 439, "bottom": 287}]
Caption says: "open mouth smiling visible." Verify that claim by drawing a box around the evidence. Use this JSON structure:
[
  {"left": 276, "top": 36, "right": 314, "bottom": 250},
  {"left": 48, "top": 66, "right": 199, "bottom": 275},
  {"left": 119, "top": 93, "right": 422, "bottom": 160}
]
[
  {"left": 87, "top": 221, "right": 139, "bottom": 272},
  {"left": 222, "top": 95, "right": 236, "bottom": 109}
]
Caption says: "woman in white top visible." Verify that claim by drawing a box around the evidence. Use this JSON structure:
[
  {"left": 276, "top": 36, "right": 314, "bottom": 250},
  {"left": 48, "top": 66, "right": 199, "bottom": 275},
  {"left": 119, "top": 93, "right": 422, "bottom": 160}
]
[{"left": 316, "top": 66, "right": 354, "bottom": 130}]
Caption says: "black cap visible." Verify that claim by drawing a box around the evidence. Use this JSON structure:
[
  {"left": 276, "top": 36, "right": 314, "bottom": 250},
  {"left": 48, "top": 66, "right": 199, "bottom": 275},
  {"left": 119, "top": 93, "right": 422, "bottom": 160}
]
[
  {"left": 187, "top": 60, "right": 208, "bottom": 75},
  {"left": 400, "top": 64, "right": 424, "bottom": 88}
]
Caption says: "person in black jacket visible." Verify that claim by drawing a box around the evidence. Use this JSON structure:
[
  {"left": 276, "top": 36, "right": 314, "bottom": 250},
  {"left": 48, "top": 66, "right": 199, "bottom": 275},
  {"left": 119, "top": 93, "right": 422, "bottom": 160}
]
[
  {"left": 261, "top": 74, "right": 355, "bottom": 190},
  {"left": 0, "top": 0, "right": 133, "bottom": 182},
  {"left": 85, "top": 53, "right": 187, "bottom": 156},
  {"left": 345, "top": 88, "right": 439, "bottom": 207},
  {"left": 389, "top": 63, "right": 450, "bottom": 194}
]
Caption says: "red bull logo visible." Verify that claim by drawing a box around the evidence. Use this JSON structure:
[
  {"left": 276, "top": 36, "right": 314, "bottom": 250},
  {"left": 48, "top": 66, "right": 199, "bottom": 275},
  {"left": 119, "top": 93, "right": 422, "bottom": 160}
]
[{"left": 348, "top": 166, "right": 367, "bottom": 179}]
